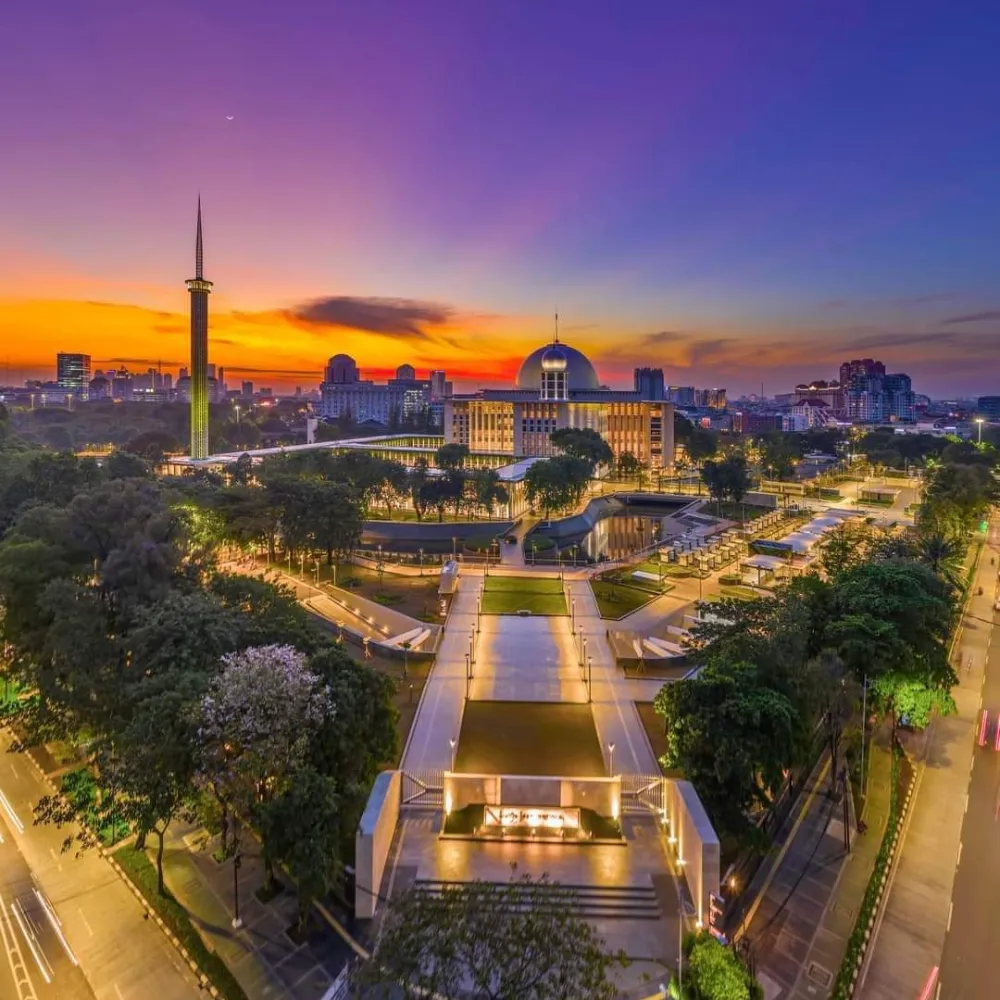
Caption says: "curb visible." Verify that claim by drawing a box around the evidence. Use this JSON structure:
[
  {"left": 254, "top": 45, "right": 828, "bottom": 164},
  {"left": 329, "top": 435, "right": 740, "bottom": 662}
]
[{"left": 19, "top": 742, "right": 221, "bottom": 999}]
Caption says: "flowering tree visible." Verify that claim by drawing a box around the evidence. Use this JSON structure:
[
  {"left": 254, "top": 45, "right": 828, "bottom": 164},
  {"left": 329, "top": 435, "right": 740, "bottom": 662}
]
[{"left": 197, "top": 644, "right": 332, "bottom": 888}]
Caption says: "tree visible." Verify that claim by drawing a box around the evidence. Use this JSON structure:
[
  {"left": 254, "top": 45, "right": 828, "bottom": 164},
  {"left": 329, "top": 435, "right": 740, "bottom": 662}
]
[
  {"left": 196, "top": 645, "right": 332, "bottom": 886},
  {"left": 306, "top": 480, "right": 363, "bottom": 565},
  {"left": 308, "top": 647, "right": 398, "bottom": 860},
  {"left": 686, "top": 427, "right": 718, "bottom": 463},
  {"left": 616, "top": 451, "right": 643, "bottom": 481},
  {"left": 408, "top": 459, "right": 431, "bottom": 521},
  {"left": 550, "top": 428, "right": 613, "bottom": 472},
  {"left": 124, "top": 430, "right": 181, "bottom": 463},
  {"left": 915, "top": 531, "right": 963, "bottom": 589},
  {"left": 434, "top": 442, "right": 470, "bottom": 471},
  {"left": 469, "top": 468, "right": 509, "bottom": 519},
  {"left": 372, "top": 459, "right": 409, "bottom": 517},
  {"left": 524, "top": 456, "right": 591, "bottom": 520},
  {"left": 105, "top": 450, "right": 152, "bottom": 479},
  {"left": 700, "top": 454, "right": 751, "bottom": 510},
  {"left": 354, "top": 872, "right": 626, "bottom": 999},
  {"left": 677, "top": 931, "right": 761, "bottom": 1000},
  {"left": 655, "top": 662, "right": 799, "bottom": 842},
  {"left": 259, "top": 767, "right": 340, "bottom": 929}
]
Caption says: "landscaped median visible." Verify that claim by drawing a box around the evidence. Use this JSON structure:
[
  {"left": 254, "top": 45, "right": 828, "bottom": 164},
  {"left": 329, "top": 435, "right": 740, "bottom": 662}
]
[
  {"left": 830, "top": 746, "right": 915, "bottom": 999},
  {"left": 111, "top": 845, "right": 249, "bottom": 1000}
]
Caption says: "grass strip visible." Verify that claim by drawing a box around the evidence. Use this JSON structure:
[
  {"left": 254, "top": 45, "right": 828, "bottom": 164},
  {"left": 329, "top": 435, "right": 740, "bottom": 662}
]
[
  {"left": 113, "top": 845, "right": 250, "bottom": 1000},
  {"left": 830, "top": 751, "right": 901, "bottom": 999}
]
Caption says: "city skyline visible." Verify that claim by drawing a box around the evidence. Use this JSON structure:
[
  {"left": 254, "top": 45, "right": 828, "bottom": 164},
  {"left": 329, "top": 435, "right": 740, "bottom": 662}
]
[{"left": 2, "top": 2, "right": 999, "bottom": 395}]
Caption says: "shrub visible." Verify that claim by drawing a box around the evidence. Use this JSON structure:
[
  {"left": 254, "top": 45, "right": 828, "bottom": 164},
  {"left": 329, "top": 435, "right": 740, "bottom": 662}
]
[{"left": 526, "top": 534, "right": 556, "bottom": 552}]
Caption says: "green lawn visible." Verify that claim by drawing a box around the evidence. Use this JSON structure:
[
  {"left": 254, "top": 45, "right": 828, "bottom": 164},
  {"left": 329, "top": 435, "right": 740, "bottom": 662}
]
[
  {"left": 480, "top": 576, "right": 567, "bottom": 615},
  {"left": 591, "top": 580, "right": 663, "bottom": 619}
]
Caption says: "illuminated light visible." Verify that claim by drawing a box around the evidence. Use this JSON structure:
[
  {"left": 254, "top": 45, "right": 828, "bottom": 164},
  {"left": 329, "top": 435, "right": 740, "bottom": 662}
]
[
  {"left": 995, "top": 717, "right": 1000, "bottom": 753},
  {"left": 444, "top": 792, "right": 452, "bottom": 816},
  {"left": 677, "top": 858, "right": 686, "bottom": 867},
  {"left": 980, "top": 710, "right": 990, "bottom": 747},
  {"left": 668, "top": 835, "right": 677, "bottom": 845},
  {"left": 917, "top": 967, "right": 939, "bottom": 1000},
  {"left": 696, "top": 919, "right": 703, "bottom": 929}
]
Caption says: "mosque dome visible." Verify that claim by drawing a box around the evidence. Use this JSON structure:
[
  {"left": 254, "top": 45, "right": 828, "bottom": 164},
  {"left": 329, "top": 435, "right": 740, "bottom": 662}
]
[
  {"left": 540, "top": 345, "right": 568, "bottom": 372},
  {"left": 516, "top": 342, "right": 599, "bottom": 391}
]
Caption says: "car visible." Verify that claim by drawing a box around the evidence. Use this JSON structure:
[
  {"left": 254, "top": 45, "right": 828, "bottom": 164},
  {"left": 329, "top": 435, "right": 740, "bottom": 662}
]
[{"left": 995, "top": 599, "right": 1000, "bottom": 612}]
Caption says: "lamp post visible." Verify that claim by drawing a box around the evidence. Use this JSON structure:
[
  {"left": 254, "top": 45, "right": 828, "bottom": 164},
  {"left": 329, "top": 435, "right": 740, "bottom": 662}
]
[
  {"left": 571, "top": 598, "right": 576, "bottom": 632},
  {"left": 587, "top": 655, "right": 593, "bottom": 703},
  {"left": 231, "top": 837, "right": 243, "bottom": 929},
  {"left": 977, "top": 417, "right": 984, "bottom": 446},
  {"left": 452, "top": 536, "right": 457, "bottom": 560},
  {"left": 418, "top": 547, "right": 424, "bottom": 576},
  {"left": 470, "top": 627, "right": 476, "bottom": 664},
  {"left": 608, "top": 742, "right": 616, "bottom": 776},
  {"left": 448, "top": 737, "right": 457, "bottom": 771}
]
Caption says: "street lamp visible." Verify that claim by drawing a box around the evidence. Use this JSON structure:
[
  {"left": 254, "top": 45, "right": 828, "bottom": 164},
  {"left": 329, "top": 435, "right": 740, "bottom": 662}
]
[
  {"left": 571, "top": 598, "right": 576, "bottom": 631},
  {"left": 608, "top": 742, "right": 616, "bottom": 775},
  {"left": 419, "top": 547, "right": 424, "bottom": 576},
  {"left": 976, "top": 417, "right": 984, "bottom": 446},
  {"left": 587, "top": 655, "right": 593, "bottom": 703},
  {"left": 448, "top": 737, "right": 457, "bottom": 771}
]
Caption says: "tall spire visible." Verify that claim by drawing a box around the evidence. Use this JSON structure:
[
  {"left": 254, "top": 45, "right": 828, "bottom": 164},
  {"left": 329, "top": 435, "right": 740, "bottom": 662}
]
[
  {"left": 554, "top": 310, "right": 560, "bottom": 344},
  {"left": 195, "top": 196, "right": 204, "bottom": 279}
]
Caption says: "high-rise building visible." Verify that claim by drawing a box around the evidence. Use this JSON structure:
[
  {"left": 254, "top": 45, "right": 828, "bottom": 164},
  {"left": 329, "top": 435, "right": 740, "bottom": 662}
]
[
  {"left": 977, "top": 396, "right": 1000, "bottom": 421},
  {"left": 241, "top": 380, "right": 254, "bottom": 398},
  {"left": 839, "top": 358, "right": 885, "bottom": 387},
  {"left": 667, "top": 386, "right": 696, "bottom": 407},
  {"left": 56, "top": 353, "right": 91, "bottom": 390},
  {"left": 395, "top": 363, "right": 416, "bottom": 381},
  {"left": 186, "top": 199, "right": 212, "bottom": 459},
  {"left": 429, "top": 370, "right": 449, "bottom": 400},
  {"left": 695, "top": 388, "right": 727, "bottom": 409},
  {"left": 633, "top": 367, "right": 665, "bottom": 400},
  {"left": 884, "top": 373, "right": 914, "bottom": 421},
  {"left": 324, "top": 354, "right": 359, "bottom": 384}
]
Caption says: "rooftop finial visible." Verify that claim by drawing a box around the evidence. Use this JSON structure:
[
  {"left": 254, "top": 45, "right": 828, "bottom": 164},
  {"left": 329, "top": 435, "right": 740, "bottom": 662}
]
[
  {"left": 195, "top": 196, "right": 204, "bottom": 279},
  {"left": 554, "top": 309, "right": 559, "bottom": 344}
]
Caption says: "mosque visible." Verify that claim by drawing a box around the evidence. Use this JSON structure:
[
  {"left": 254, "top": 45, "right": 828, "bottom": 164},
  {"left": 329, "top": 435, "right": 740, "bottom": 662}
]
[{"left": 444, "top": 338, "right": 674, "bottom": 468}]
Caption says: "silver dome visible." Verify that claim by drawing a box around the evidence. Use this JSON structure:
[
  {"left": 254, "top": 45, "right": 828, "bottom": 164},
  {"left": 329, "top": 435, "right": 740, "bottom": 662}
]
[{"left": 516, "top": 342, "right": 599, "bottom": 390}]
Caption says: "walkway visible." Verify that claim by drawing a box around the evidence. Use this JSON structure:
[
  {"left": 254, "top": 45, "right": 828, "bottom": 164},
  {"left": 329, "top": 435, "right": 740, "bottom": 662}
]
[
  {"left": 859, "top": 529, "right": 994, "bottom": 1000},
  {"left": 400, "top": 579, "right": 480, "bottom": 772},
  {"left": 567, "top": 579, "right": 660, "bottom": 775},
  {"left": 738, "top": 744, "right": 892, "bottom": 1000},
  {"left": 140, "top": 821, "right": 354, "bottom": 1000}
]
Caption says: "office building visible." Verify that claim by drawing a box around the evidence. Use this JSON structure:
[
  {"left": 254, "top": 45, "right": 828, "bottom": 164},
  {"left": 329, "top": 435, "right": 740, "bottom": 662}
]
[
  {"left": 443, "top": 338, "right": 674, "bottom": 467},
  {"left": 667, "top": 386, "right": 696, "bottom": 407},
  {"left": 241, "top": 380, "right": 254, "bottom": 398},
  {"left": 978, "top": 396, "right": 1000, "bottom": 421},
  {"left": 732, "top": 411, "right": 783, "bottom": 435},
  {"left": 884, "top": 373, "right": 915, "bottom": 421},
  {"left": 319, "top": 356, "right": 437, "bottom": 426},
  {"left": 695, "top": 388, "right": 727, "bottom": 409},
  {"left": 186, "top": 199, "right": 212, "bottom": 459},
  {"left": 56, "top": 353, "right": 91, "bottom": 390},
  {"left": 634, "top": 367, "right": 665, "bottom": 401},
  {"left": 839, "top": 358, "right": 885, "bottom": 387}
]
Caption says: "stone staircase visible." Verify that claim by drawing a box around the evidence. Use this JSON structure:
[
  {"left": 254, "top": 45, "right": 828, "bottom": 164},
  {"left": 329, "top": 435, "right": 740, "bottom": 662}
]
[{"left": 411, "top": 877, "right": 661, "bottom": 920}]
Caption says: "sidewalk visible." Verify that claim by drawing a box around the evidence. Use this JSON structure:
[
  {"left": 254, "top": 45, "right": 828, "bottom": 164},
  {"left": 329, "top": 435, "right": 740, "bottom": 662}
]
[
  {"left": 858, "top": 533, "right": 994, "bottom": 999},
  {"left": 147, "top": 821, "right": 356, "bottom": 1000},
  {"left": 736, "top": 744, "right": 892, "bottom": 1000}
]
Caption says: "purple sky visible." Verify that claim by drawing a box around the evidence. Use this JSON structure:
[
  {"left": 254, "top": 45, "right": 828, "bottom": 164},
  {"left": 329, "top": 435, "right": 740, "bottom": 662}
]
[{"left": 1, "top": 1, "right": 999, "bottom": 395}]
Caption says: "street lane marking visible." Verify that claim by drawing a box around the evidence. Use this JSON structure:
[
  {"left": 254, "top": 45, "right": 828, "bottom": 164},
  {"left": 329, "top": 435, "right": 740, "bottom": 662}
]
[
  {"left": 76, "top": 908, "right": 94, "bottom": 937},
  {"left": 957, "top": 841, "right": 963, "bottom": 868},
  {"left": 10, "top": 900, "right": 51, "bottom": 984},
  {"left": 33, "top": 889, "right": 77, "bottom": 966},
  {"left": 947, "top": 901, "right": 953, "bottom": 932},
  {"left": 8, "top": 761, "right": 17, "bottom": 778},
  {"left": 114, "top": 982, "right": 125, "bottom": 1000},
  {"left": 0, "top": 890, "right": 36, "bottom": 1000},
  {"left": 0, "top": 790, "right": 23, "bottom": 834}
]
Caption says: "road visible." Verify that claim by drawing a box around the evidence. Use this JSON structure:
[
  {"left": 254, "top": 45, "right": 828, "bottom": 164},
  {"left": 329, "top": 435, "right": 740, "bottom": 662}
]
[
  {"left": 0, "top": 731, "right": 201, "bottom": 1000},
  {"left": 938, "top": 520, "right": 1000, "bottom": 998}
]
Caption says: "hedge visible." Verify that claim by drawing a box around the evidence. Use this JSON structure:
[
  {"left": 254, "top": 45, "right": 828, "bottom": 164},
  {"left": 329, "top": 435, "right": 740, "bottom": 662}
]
[{"left": 113, "top": 845, "right": 250, "bottom": 1000}]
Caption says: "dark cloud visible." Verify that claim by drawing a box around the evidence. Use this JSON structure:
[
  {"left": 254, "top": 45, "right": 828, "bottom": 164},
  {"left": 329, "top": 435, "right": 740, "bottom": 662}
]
[
  {"left": 688, "top": 338, "right": 734, "bottom": 363},
  {"left": 839, "top": 331, "right": 958, "bottom": 352},
  {"left": 287, "top": 296, "right": 453, "bottom": 339},
  {"left": 942, "top": 310, "right": 1000, "bottom": 325},
  {"left": 97, "top": 356, "right": 184, "bottom": 366}
]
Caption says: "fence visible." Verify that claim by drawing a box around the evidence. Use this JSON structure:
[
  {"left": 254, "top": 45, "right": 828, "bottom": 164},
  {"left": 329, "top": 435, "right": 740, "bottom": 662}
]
[
  {"left": 401, "top": 770, "right": 444, "bottom": 808},
  {"left": 620, "top": 773, "right": 666, "bottom": 815}
]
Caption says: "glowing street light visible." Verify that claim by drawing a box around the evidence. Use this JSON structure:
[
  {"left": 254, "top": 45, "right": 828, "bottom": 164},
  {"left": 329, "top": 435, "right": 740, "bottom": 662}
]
[
  {"left": 976, "top": 417, "right": 984, "bottom": 445},
  {"left": 448, "top": 737, "right": 457, "bottom": 771},
  {"left": 608, "top": 742, "right": 616, "bottom": 775}
]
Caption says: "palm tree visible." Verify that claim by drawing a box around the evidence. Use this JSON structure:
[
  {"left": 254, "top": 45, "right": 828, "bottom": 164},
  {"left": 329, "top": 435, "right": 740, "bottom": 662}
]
[{"left": 916, "top": 531, "right": 963, "bottom": 589}]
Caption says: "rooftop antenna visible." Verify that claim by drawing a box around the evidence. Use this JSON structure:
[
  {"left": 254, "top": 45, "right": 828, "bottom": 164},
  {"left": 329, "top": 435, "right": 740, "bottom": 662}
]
[{"left": 554, "top": 310, "right": 560, "bottom": 344}]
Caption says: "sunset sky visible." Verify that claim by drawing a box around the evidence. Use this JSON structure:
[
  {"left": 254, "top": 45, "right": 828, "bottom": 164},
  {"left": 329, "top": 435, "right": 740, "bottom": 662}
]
[{"left": 2, "top": 2, "right": 999, "bottom": 395}]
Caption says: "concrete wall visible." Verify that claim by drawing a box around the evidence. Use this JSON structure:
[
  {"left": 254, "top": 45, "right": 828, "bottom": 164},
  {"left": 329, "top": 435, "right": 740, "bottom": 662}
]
[
  {"left": 355, "top": 770, "right": 401, "bottom": 919},
  {"left": 665, "top": 778, "right": 720, "bottom": 925},
  {"left": 442, "top": 773, "right": 620, "bottom": 817}
]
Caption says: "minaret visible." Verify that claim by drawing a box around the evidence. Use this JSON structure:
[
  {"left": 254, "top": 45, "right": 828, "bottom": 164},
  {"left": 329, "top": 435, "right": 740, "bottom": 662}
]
[{"left": 186, "top": 198, "right": 212, "bottom": 459}]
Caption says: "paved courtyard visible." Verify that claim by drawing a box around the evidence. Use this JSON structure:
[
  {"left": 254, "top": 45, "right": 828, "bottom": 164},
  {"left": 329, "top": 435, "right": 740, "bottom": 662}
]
[{"left": 469, "top": 612, "right": 589, "bottom": 702}]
